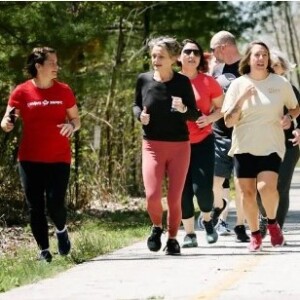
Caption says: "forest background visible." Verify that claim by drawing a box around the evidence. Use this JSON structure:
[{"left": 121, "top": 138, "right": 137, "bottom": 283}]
[{"left": 0, "top": 1, "right": 299, "bottom": 224}]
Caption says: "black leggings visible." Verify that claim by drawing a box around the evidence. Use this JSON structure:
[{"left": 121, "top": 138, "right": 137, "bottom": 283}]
[
  {"left": 19, "top": 161, "right": 70, "bottom": 250},
  {"left": 182, "top": 134, "right": 215, "bottom": 219}
]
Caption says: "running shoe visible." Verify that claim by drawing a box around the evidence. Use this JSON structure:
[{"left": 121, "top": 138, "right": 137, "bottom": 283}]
[
  {"left": 39, "top": 249, "right": 52, "bottom": 263},
  {"left": 234, "top": 225, "right": 250, "bottom": 243},
  {"left": 248, "top": 233, "right": 262, "bottom": 252},
  {"left": 203, "top": 219, "right": 218, "bottom": 244},
  {"left": 147, "top": 226, "right": 163, "bottom": 252},
  {"left": 259, "top": 215, "right": 268, "bottom": 239},
  {"left": 217, "top": 219, "right": 231, "bottom": 236},
  {"left": 268, "top": 223, "right": 285, "bottom": 247},
  {"left": 211, "top": 198, "right": 227, "bottom": 227},
  {"left": 57, "top": 229, "right": 71, "bottom": 255},
  {"left": 182, "top": 233, "right": 198, "bottom": 248},
  {"left": 164, "top": 239, "right": 181, "bottom": 255}
]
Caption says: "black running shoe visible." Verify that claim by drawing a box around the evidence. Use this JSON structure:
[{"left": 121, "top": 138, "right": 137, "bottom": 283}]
[
  {"left": 164, "top": 239, "right": 181, "bottom": 255},
  {"left": 211, "top": 198, "right": 227, "bottom": 227},
  {"left": 39, "top": 250, "right": 52, "bottom": 263},
  {"left": 147, "top": 226, "right": 163, "bottom": 252},
  {"left": 234, "top": 225, "right": 250, "bottom": 243},
  {"left": 203, "top": 219, "right": 218, "bottom": 244},
  {"left": 57, "top": 230, "right": 71, "bottom": 255}
]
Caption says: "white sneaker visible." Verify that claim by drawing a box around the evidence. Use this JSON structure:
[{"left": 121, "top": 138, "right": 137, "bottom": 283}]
[{"left": 216, "top": 219, "right": 231, "bottom": 236}]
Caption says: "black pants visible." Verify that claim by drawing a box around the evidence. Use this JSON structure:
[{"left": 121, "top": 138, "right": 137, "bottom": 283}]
[
  {"left": 182, "top": 134, "right": 215, "bottom": 219},
  {"left": 257, "top": 146, "right": 300, "bottom": 227},
  {"left": 19, "top": 161, "right": 70, "bottom": 250}
]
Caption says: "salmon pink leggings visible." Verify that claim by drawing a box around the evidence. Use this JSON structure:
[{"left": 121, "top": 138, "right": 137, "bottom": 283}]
[{"left": 142, "top": 140, "right": 190, "bottom": 238}]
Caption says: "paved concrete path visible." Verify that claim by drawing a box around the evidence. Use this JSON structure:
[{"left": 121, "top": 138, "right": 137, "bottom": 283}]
[{"left": 1, "top": 170, "right": 300, "bottom": 300}]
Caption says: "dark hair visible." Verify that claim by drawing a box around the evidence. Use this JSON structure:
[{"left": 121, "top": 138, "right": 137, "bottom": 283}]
[
  {"left": 239, "top": 41, "right": 274, "bottom": 75},
  {"left": 177, "top": 39, "right": 207, "bottom": 72},
  {"left": 26, "top": 47, "right": 56, "bottom": 77}
]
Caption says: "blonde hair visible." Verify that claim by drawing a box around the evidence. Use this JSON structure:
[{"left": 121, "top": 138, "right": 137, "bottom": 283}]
[{"left": 271, "top": 49, "right": 296, "bottom": 73}]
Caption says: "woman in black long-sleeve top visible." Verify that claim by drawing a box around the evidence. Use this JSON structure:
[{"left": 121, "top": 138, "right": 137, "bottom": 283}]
[{"left": 133, "top": 36, "right": 200, "bottom": 255}]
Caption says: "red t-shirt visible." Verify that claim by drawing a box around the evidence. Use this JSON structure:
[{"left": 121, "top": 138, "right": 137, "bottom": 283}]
[
  {"left": 187, "top": 73, "right": 223, "bottom": 144},
  {"left": 8, "top": 80, "right": 76, "bottom": 163}
]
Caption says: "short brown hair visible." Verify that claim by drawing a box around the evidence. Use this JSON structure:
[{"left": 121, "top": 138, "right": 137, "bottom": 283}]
[{"left": 148, "top": 36, "right": 181, "bottom": 58}]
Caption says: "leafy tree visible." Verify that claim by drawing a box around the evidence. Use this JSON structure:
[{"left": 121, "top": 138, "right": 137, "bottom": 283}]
[{"left": 0, "top": 1, "right": 257, "bottom": 220}]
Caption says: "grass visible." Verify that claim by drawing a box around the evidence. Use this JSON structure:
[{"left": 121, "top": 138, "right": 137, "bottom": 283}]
[{"left": 0, "top": 208, "right": 151, "bottom": 293}]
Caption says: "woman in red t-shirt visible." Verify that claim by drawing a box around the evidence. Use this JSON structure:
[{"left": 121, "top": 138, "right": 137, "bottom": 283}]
[
  {"left": 178, "top": 39, "right": 224, "bottom": 247},
  {"left": 1, "top": 47, "right": 80, "bottom": 262}
]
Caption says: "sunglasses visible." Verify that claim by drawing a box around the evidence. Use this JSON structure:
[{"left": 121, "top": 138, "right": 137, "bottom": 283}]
[{"left": 183, "top": 49, "right": 201, "bottom": 56}]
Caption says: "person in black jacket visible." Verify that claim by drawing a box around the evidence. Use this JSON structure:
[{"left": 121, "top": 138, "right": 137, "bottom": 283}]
[{"left": 133, "top": 36, "right": 200, "bottom": 255}]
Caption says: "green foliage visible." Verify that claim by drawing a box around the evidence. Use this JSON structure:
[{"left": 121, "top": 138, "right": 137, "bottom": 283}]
[
  {"left": 0, "top": 209, "right": 149, "bottom": 292},
  {"left": 0, "top": 1, "right": 256, "bottom": 214}
]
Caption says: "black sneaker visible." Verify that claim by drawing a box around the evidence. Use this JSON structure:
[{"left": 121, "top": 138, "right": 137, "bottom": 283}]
[
  {"left": 39, "top": 250, "right": 52, "bottom": 263},
  {"left": 234, "top": 225, "right": 250, "bottom": 243},
  {"left": 56, "top": 229, "right": 71, "bottom": 255},
  {"left": 259, "top": 215, "right": 268, "bottom": 239},
  {"left": 164, "top": 239, "right": 181, "bottom": 255},
  {"left": 147, "top": 226, "right": 163, "bottom": 252},
  {"left": 203, "top": 219, "right": 218, "bottom": 244},
  {"left": 211, "top": 198, "right": 227, "bottom": 227}
]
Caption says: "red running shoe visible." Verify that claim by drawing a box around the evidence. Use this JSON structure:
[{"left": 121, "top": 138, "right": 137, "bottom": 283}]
[
  {"left": 268, "top": 223, "right": 285, "bottom": 247},
  {"left": 248, "top": 233, "right": 262, "bottom": 252}
]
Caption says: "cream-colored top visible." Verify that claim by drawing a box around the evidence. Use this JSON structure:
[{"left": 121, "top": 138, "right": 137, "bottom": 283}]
[{"left": 222, "top": 73, "right": 298, "bottom": 160}]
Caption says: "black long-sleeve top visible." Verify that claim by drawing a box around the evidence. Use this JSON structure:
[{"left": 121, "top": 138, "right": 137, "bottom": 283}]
[
  {"left": 285, "top": 84, "right": 300, "bottom": 148},
  {"left": 133, "top": 71, "right": 200, "bottom": 141}
]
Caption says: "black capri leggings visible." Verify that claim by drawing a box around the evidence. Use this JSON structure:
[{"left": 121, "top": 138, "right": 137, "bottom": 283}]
[
  {"left": 19, "top": 161, "right": 70, "bottom": 250},
  {"left": 181, "top": 134, "right": 215, "bottom": 219}
]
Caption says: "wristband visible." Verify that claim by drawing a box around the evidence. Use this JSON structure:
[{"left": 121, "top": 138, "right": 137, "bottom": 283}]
[{"left": 287, "top": 114, "right": 293, "bottom": 121}]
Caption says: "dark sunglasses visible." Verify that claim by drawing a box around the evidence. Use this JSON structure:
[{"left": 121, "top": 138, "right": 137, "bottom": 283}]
[{"left": 183, "top": 49, "right": 201, "bottom": 56}]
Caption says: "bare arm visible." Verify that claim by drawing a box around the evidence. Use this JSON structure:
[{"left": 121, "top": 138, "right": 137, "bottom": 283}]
[
  {"left": 57, "top": 104, "right": 81, "bottom": 138},
  {"left": 196, "top": 94, "right": 224, "bottom": 128},
  {"left": 287, "top": 105, "right": 300, "bottom": 119},
  {"left": 224, "top": 85, "right": 256, "bottom": 128}
]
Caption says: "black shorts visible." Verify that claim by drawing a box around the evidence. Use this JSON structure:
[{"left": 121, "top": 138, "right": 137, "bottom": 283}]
[
  {"left": 214, "top": 137, "right": 233, "bottom": 178},
  {"left": 233, "top": 152, "right": 281, "bottom": 178}
]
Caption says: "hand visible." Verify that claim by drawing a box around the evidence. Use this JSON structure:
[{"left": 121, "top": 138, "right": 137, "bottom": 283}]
[
  {"left": 1, "top": 115, "right": 15, "bottom": 133},
  {"left": 171, "top": 96, "right": 186, "bottom": 113},
  {"left": 241, "top": 85, "right": 257, "bottom": 101},
  {"left": 281, "top": 114, "right": 292, "bottom": 130},
  {"left": 140, "top": 106, "right": 150, "bottom": 125},
  {"left": 196, "top": 114, "right": 210, "bottom": 128},
  {"left": 57, "top": 123, "right": 74, "bottom": 137},
  {"left": 289, "top": 128, "right": 300, "bottom": 146}
]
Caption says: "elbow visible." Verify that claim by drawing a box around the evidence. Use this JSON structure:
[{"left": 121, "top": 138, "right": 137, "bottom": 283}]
[{"left": 223, "top": 116, "right": 235, "bottom": 128}]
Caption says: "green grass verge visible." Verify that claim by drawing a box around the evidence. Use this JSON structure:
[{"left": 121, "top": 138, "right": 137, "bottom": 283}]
[{"left": 0, "top": 209, "right": 150, "bottom": 293}]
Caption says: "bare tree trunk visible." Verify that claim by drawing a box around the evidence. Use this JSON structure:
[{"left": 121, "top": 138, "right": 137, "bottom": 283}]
[
  {"left": 105, "top": 15, "right": 125, "bottom": 190},
  {"left": 287, "top": 2, "right": 300, "bottom": 87},
  {"left": 270, "top": 3, "right": 282, "bottom": 50},
  {"left": 284, "top": 2, "right": 300, "bottom": 86}
]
